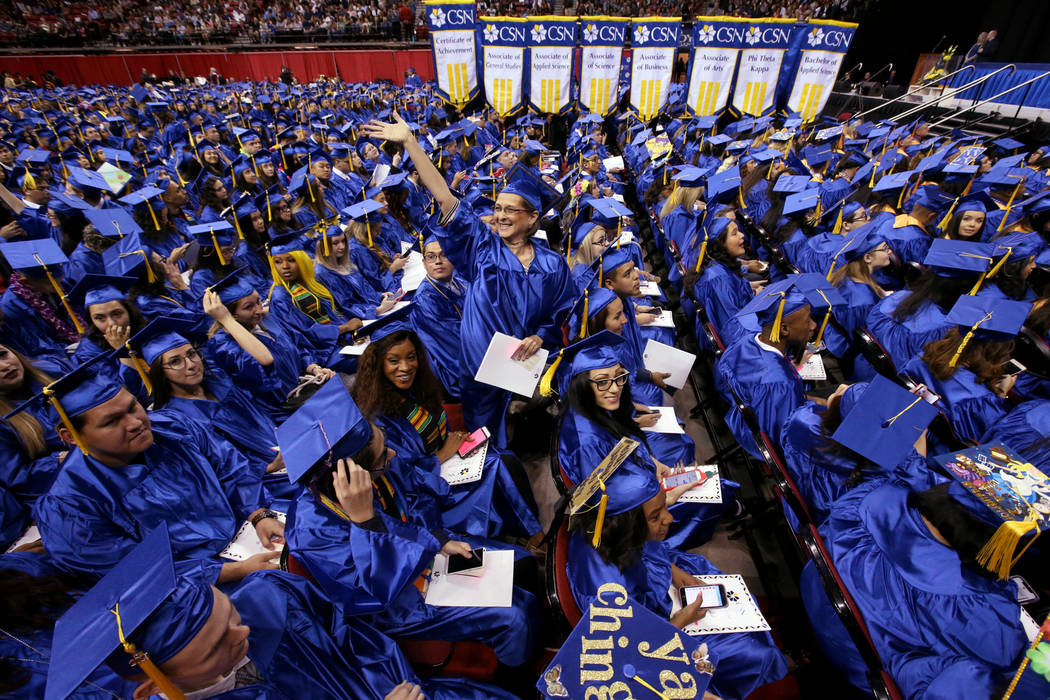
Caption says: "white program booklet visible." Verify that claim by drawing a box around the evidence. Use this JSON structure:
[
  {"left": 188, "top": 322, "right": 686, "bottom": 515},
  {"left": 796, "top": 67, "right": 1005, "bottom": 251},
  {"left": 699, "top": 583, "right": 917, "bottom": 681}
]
[
  {"left": 650, "top": 309, "right": 677, "bottom": 328},
  {"left": 642, "top": 339, "right": 696, "bottom": 390},
  {"left": 473, "top": 333, "right": 549, "bottom": 397},
  {"left": 602, "top": 155, "right": 624, "bottom": 171},
  {"left": 639, "top": 280, "right": 662, "bottom": 297},
  {"left": 669, "top": 574, "right": 771, "bottom": 635},
  {"left": 219, "top": 512, "right": 286, "bottom": 562},
  {"left": 671, "top": 465, "right": 723, "bottom": 504},
  {"left": 440, "top": 442, "right": 487, "bottom": 486},
  {"left": 797, "top": 353, "right": 827, "bottom": 381},
  {"left": 400, "top": 251, "right": 427, "bottom": 292},
  {"left": 641, "top": 406, "right": 685, "bottom": 434},
  {"left": 5, "top": 525, "right": 40, "bottom": 553},
  {"left": 424, "top": 549, "right": 514, "bottom": 607}
]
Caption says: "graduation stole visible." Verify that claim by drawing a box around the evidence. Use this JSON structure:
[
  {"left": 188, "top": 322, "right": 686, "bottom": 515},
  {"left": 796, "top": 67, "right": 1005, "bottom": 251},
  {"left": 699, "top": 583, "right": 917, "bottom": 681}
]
[{"left": 288, "top": 283, "right": 331, "bottom": 324}]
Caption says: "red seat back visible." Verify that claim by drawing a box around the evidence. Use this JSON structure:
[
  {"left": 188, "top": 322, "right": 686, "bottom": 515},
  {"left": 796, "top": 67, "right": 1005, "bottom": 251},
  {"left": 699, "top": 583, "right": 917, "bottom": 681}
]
[
  {"left": 442, "top": 403, "right": 466, "bottom": 432},
  {"left": 551, "top": 519, "right": 583, "bottom": 627}
]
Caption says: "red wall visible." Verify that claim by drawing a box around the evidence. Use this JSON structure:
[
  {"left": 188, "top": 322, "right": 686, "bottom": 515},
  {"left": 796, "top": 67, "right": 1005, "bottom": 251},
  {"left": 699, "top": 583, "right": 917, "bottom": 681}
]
[{"left": 0, "top": 48, "right": 435, "bottom": 86}]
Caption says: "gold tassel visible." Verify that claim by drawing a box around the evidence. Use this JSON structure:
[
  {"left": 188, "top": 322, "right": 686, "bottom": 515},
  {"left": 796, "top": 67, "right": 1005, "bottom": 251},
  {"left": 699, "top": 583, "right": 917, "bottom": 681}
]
[
  {"left": 769, "top": 293, "right": 788, "bottom": 344},
  {"left": 538, "top": 350, "right": 564, "bottom": 397},
  {"left": 125, "top": 343, "right": 153, "bottom": 395},
  {"left": 232, "top": 214, "right": 244, "bottom": 241},
  {"left": 110, "top": 603, "right": 188, "bottom": 700},
  {"left": 948, "top": 312, "right": 992, "bottom": 367},
  {"left": 976, "top": 519, "right": 1040, "bottom": 580},
  {"left": 937, "top": 197, "right": 959, "bottom": 232},
  {"left": 44, "top": 385, "right": 89, "bottom": 455},
  {"left": 996, "top": 181, "right": 1024, "bottom": 234},
  {"left": 591, "top": 487, "right": 608, "bottom": 548},
  {"left": 832, "top": 204, "right": 844, "bottom": 234},
  {"left": 146, "top": 202, "right": 160, "bottom": 231},
  {"left": 41, "top": 266, "right": 84, "bottom": 334},
  {"left": 210, "top": 228, "right": 226, "bottom": 266},
  {"left": 366, "top": 222, "right": 373, "bottom": 248},
  {"left": 579, "top": 289, "right": 590, "bottom": 339},
  {"left": 693, "top": 237, "right": 708, "bottom": 273}
]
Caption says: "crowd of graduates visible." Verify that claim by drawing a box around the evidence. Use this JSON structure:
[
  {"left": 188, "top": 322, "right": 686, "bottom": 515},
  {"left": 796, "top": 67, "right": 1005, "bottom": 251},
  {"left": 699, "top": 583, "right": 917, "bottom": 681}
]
[{"left": 0, "top": 67, "right": 1047, "bottom": 700}]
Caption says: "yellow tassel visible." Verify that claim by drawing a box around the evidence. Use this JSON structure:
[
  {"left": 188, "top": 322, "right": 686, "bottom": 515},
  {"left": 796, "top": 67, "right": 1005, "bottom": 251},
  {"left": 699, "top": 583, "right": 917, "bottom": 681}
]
[
  {"left": 997, "top": 181, "right": 1024, "bottom": 234},
  {"left": 591, "top": 488, "right": 608, "bottom": 548},
  {"left": 693, "top": 237, "right": 708, "bottom": 274},
  {"left": 579, "top": 289, "right": 590, "bottom": 339},
  {"left": 938, "top": 198, "right": 960, "bottom": 232},
  {"left": 832, "top": 205, "right": 844, "bottom": 234},
  {"left": 815, "top": 309, "right": 831, "bottom": 347},
  {"left": 323, "top": 228, "right": 331, "bottom": 257},
  {"left": 565, "top": 232, "right": 572, "bottom": 264},
  {"left": 210, "top": 228, "right": 226, "bottom": 266},
  {"left": 126, "top": 343, "right": 153, "bottom": 395},
  {"left": 976, "top": 519, "right": 1040, "bottom": 580},
  {"left": 22, "top": 171, "right": 36, "bottom": 191},
  {"left": 366, "top": 222, "right": 373, "bottom": 248},
  {"left": 948, "top": 312, "right": 991, "bottom": 367},
  {"left": 42, "top": 266, "right": 84, "bottom": 335},
  {"left": 110, "top": 603, "right": 188, "bottom": 700},
  {"left": 769, "top": 293, "right": 788, "bottom": 344},
  {"left": 538, "top": 350, "right": 564, "bottom": 397},
  {"left": 232, "top": 214, "right": 244, "bottom": 241},
  {"left": 44, "top": 386, "right": 89, "bottom": 455},
  {"left": 146, "top": 202, "right": 160, "bottom": 231}
]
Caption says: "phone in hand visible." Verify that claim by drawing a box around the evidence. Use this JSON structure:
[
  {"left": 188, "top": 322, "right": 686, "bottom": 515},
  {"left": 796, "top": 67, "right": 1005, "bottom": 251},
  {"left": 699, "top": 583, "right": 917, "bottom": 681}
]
[
  {"left": 913, "top": 383, "right": 940, "bottom": 405},
  {"left": 446, "top": 548, "right": 485, "bottom": 576},
  {"left": 680, "top": 583, "right": 727, "bottom": 609},
  {"left": 1003, "top": 359, "right": 1026, "bottom": 377},
  {"left": 662, "top": 468, "right": 705, "bottom": 490},
  {"left": 457, "top": 427, "right": 490, "bottom": 458}
]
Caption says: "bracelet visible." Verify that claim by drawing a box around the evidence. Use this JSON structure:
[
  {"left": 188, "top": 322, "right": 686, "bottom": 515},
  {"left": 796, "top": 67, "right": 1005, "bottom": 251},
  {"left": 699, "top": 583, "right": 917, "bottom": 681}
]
[{"left": 250, "top": 509, "right": 279, "bottom": 527}]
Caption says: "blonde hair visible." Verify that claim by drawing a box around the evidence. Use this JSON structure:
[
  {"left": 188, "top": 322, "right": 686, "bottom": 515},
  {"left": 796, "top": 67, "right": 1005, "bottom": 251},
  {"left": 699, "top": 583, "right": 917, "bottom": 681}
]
[
  {"left": 0, "top": 348, "right": 55, "bottom": 458},
  {"left": 570, "top": 225, "right": 609, "bottom": 268},
  {"left": 346, "top": 220, "right": 392, "bottom": 267},
  {"left": 267, "top": 249, "right": 337, "bottom": 308},
  {"left": 659, "top": 185, "right": 702, "bottom": 220},
  {"left": 314, "top": 231, "right": 355, "bottom": 273},
  {"left": 829, "top": 258, "right": 886, "bottom": 297}
]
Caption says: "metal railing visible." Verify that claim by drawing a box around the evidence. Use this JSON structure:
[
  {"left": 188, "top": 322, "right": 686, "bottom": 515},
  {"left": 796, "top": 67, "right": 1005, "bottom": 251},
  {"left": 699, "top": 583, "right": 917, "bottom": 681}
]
[
  {"left": 929, "top": 69, "right": 1050, "bottom": 128},
  {"left": 850, "top": 63, "right": 977, "bottom": 121},
  {"left": 891, "top": 63, "right": 1016, "bottom": 122}
]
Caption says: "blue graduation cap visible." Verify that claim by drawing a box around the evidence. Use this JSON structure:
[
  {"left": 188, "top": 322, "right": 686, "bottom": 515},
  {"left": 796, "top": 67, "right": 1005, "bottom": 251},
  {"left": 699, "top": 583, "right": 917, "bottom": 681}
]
[
  {"left": 672, "top": 165, "right": 707, "bottom": 188},
  {"left": 566, "top": 287, "right": 619, "bottom": 341},
  {"left": 541, "top": 330, "right": 628, "bottom": 397},
  {"left": 100, "top": 147, "right": 135, "bottom": 167},
  {"left": 705, "top": 165, "right": 741, "bottom": 205},
  {"left": 64, "top": 273, "right": 136, "bottom": 311},
  {"left": 187, "top": 221, "right": 237, "bottom": 265},
  {"left": 0, "top": 238, "right": 69, "bottom": 276},
  {"left": 945, "top": 295, "right": 1032, "bottom": 351},
  {"left": 266, "top": 231, "right": 304, "bottom": 257},
  {"left": 734, "top": 277, "right": 812, "bottom": 341},
  {"left": 872, "top": 170, "right": 915, "bottom": 196},
  {"left": 102, "top": 231, "right": 155, "bottom": 282},
  {"left": 922, "top": 239, "right": 993, "bottom": 282},
  {"left": 67, "top": 166, "right": 110, "bottom": 194},
  {"left": 119, "top": 315, "right": 201, "bottom": 369},
  {"left": 276, "top": 374, "right": 372, "bottom": 483},
  {"left": 830, "top": 374, "right": 940, "bottom": 470},
  {"left": 205, "top": 266, "right": 256, "bottom": 305},
  {"left": 501, "top": 163, "right": 563, "bottom": 214},
  {"left": 773, "top": 174, "right": 812, "bottom": 194},
  {"left": 84, "top": 208, "right": 143, "bottom": 239},
  {"left": 836, "top": 223, "right": 886, "bottom": 264},
  {"left": 955, "top": 190, "right": 998, "bottom": 215},
  {"left": 46, "top": 524, "right": 212, "bottom": 700},
  {"left": 706, "top": 133, "right": 732, "bottom": 147},
  {"left": 908, "top": 184, "right": 953, "bottom": 214},
  {"left": 343, "top": 198, "right": 384, "bottom": 222},
  {"left": 783, "top": 188, "right": 822, "bottom": 216},
  {"left": 992, "top": 137, "right": 1024, "bottom": 152}
]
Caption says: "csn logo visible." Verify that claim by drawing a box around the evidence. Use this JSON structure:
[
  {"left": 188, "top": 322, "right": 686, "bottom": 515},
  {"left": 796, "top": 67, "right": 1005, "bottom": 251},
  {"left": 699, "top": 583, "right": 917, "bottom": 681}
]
[
  {"left": 584, "top": 24, "right": 625, "bottom": 43},
  {"left": 807, "top": 27, "right": 851, "bottom": 48},
  {"left": 634, "top": 24, "right": 676, "bottom": 45},
  {"left": 432, "top": 7, "right": 472, "bottom": 27},
  {"left": 484, "top": 23, "right": 525, "bottom": 43}
]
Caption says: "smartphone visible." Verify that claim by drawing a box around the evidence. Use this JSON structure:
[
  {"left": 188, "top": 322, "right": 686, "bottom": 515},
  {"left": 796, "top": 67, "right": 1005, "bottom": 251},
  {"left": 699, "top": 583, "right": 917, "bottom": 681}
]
[
  {"left": 662, "top": 468, "right": 704, "bottom": 490},
  {"left": 1004, "top": 359, "right": 1027, "bottom": 377},
  {"left": 446, "top": 549, "right": 484, "bottom": 576},
  {"left": 680, "top": 584, "right": 728, "bottom": 609},
  {"left": 914, "top": 383, "right": 941, "bottom": 405},
  {"left": 457, "top": 426, "right": 490, "bottom": 458}
]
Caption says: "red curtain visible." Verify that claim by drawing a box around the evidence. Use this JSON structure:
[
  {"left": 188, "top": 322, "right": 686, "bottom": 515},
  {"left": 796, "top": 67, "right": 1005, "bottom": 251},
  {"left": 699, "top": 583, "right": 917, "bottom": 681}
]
[{"left": 0, "top": 49, "right": 435, "bottom": 86}]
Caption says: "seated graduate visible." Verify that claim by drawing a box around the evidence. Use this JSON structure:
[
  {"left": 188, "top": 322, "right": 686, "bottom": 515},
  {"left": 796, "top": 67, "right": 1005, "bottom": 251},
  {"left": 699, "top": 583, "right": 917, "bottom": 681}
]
[
  {"left": 879, "top": 184, "right": 952, "bottom": 265},
  {"left": 797, "top": 201, "right": 872, "bottom": 274},
  {"left": 941, "top": 192, "right": 991, "bottom": 242},
  {"left": 65, "top": 274, "right": 144, "bottom": 366},
  {"left": 566, "top": 457, "right": 789, "bottom": 700},
  {"left": 981, "top": 398, "right": 1050, "bottom": 471},
  {"left": 690, "top": 216, "right": 756, "bottom": 352},
  {"left": 799, "top": 472, "right": 1043, "bottom": 698},
  {"left": 864, "top": 240, "right": 991, "bottom": 373},
  {"left": 45, "top": 527, "right": 513, "bottom": 700},
  {"left": 29, "top": 353, "right": 283, "bottom": 585},
  {"left": 204, "top": 269, "right": 336, "bottom": 423},
  {"left": 902, "top": 295, "right": 1032, "bottom": 446},
  {"left": 714, "top": 277, "right": 820, "bottom": 458},
  {"left": 351, "top": 316, "right": 541, "bottom": 539},
  {"left": 0, "top": 239, "right": 85, "bottom": 361},
  {"left": 551, "top": 331, "right": 733, "bottom": 550},
  {"left": 288, "top": 168, "right": 341, "bottom": 230},
  {"left": 313, "top": 225, "right": 399, "bottom": 320},
  {"left": 825, "top": 223, "right": 892, "bottom": 343},
  {"left": 281, "top": 379, "right": 540, "bottom": 676},
  {"left": 141, "top": 315, "right": 296, "bottom": 503},
  {"left": 781, "top": 375, "right": 942, "bottom": 525},
  {"left": 409, "top": 236, "right": 468, "bottom": 400},
  {"left": 361, "top": 112, "right": 575, "bottom": 445},
  {"left": 343, "top": 201, "right": 408, "bottom": 294},
  {"left": 187, "top": 219, "right": 270, "bottom": 301}
]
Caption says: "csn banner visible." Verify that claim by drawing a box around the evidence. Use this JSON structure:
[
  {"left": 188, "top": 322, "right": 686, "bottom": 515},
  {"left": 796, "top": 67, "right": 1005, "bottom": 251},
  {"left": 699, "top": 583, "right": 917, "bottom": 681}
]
[
  {"left": 780, "top": 20, "right": 858, "bottom": 122},
  {"left": 478, "top": 17, "right": 527, "bottom": 116},
  {"left": 629, "top": 17, "right": 681, "bottom": 121},
  {"left": 730, "top": 17, "right": 795, "bottom": 116},
  {"left": 527, "top": 16, "right": 577, "bottom": 115},
  {"left": 578, "top": 16, "right": 629, "bottom": 115},
  {"left": 426, "top": 0, "right": 479, "bottom": 106},
  {"left": 685, "top": 16, "right": 745, "bottom": 117}
]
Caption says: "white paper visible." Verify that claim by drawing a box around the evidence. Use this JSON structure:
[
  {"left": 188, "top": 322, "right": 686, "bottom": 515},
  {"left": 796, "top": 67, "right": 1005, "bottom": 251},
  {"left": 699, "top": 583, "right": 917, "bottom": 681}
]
[
  {"left": 797, "top": 354, "right": 826, "bottom": 381},
  {"left": 340, "top": 341, "right": 370, "bottom": 356},
  {"left": 473, "top": 333, "right": 549, "bottom": 398},
  {"left": 399, "top": 251, "right": 427, "bottom": 292},
  {"left": 641, "top": 406, "right": 685, "bottom": 434},
  {"left": 219, "top": 512, "right": 286, "bottom": 562},
  {"left": 650, "top": 309, "right": 676, "bottom": 328},
  {"left": 618, "top": 230, "right": 635, "bottom": 246},
  {"left": 642, "top": 339, "right": 696, "bottom": 390},
  {"left": 400, "top": 240, "right": 414, "bottom": 254},
  {"left": 381, "top": 300, "right": 412, "bottom": 316},
  {"left": 533, "top": 229, "right": 549, "bottom": 241},
  {"left": 1021, "top": 607, "right": 1040, "bottom": 643},
  {"left": 671, "top": 465, "right": 723, "bottom": 504},
  {"left": 639, "top": 280, "right": 662, "bottom": 297},
  {"left": 669, "top": 574, "right": 771, "bottom": 635},
  {"left": 441, "top": 442, "right": 487, "bottom": 485},
  {"left": 5, "top": 525, "right": 40, "bottom": 553},
  {"left": 370, "top": 163, "right": 390, "bottom": 189},
  {"left": 424, "top": 549, "right": 514, "bottom": 607},
  {"left": 602, "top": 155, "right": 624, "bottom": 171}
]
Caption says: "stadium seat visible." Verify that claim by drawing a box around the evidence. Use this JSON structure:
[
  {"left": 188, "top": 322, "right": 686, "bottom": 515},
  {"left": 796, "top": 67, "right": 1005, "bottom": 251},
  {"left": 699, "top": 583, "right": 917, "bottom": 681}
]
[
  {"left": 853, "top": 327, "right": 898, "bottom": 378},
  {"left": 545, "top": 517, "right": 583, "bottom": 630},
  {"left": 1014, "top": 326, "right": 1050, "bottom": 380}
]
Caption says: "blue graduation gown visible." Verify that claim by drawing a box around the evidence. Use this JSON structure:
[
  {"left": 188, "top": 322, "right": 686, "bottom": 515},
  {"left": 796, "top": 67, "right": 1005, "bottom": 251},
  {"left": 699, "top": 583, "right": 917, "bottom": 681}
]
[
  {"left": 567, "top": 536, "right": 788, "bottom": 700},
  {"left": 410, "top": 275, "right": 467, "bottom": 399},
  {"left": 0, "top": 359, "right": 67, "bottom": 505},
  {"left": 880, "top": 214, "right": 934, "bottom": 264},
  {"left": 799, "top": 481, "right": 1027, "bottom": 698},
  {"left": 376, "top": 411, "right": 540, "bottom": 538},
  {"left": 981, "top": 399, "right": 1050, "bottom": 471},
  {"left": 151, "top": 370, "right": 298, "bottom": 503},
  {"left": 715, "top": 335, "right": 806, "bottom": 459},
  {"left": 0, "top": 483, "right": 29, "bottom": 549},
  {"left": 0, "top": 288, "right": 74, "bottom": 360},
  {"left": 34, "top": 415, "right": 264, "bottom": 583},
  {"left": 835, "top": 277, "right": 882, "bottom": 340},
  {"left": 865, "top": 291, "right": 950, "bottom": 372},
  {"left": 346, "top": 238, "right": 401, "bottom": 293},
  {"left": 315, "top": 264, "right": 382, "bottom": 320},
  {"left": 433, "top": 200, "right": 575, "bottom": 443},
  {"left": 694, "top": 261, "right": 753, "bottom": 351},
  {"left": 189, "top": 258, "right": 270, "bottom": 301},
  {"left": 221, "top": 570, "right": 517, "bottom": 700},
  {"left": 133, "top": 289, "right": 213, "bottom": 336},
  {"left": 902, "top": 356, "right": 1011, "bottom": 445},
  {"left": 286, "top": 473, "right": 538, "bottom": 666}
]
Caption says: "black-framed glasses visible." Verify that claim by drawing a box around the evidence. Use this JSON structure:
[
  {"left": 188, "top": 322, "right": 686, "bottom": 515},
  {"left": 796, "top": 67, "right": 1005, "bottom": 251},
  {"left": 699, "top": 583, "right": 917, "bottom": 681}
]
[
  {"left": 492, "top": 204, "right": 529, "bottom": 216},
  {"left": 588, "top": 372, "right": 629, "bottom": 392},
  {"left": 162, "top": 348, "right": 201, "bottom": 370},
  {"left": 423, "top": 252, "right": 448, "bottom": 262}
]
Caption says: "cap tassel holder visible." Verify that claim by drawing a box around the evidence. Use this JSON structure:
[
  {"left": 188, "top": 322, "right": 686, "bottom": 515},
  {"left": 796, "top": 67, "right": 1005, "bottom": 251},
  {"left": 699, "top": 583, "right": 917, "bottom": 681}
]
[
  {"left": 538, "top": 348, "right": 564, "bottom": 397},
  {"left": 591, "top": 482, "right": 608, "bottom": 548},
  {"left": 125, "top": 342, "right": 153, "bottom": 395},
  {"left": 36, "top": 256, "right": 85, "bottom": 335},
  {"left": 976, "top": 518, "right": 1040, "bottom": 580},
  {"left": 949, "top": 311, "right": 992, "bottom": 367},
  {"left": 110, "top": 603, "right": 188, "bottom": 700},
  {"left": 44, "top": 384, "right": 90, "bottom": 455},
  {"left": 768, "top": 292, "right": 788, "bottom": 344}
]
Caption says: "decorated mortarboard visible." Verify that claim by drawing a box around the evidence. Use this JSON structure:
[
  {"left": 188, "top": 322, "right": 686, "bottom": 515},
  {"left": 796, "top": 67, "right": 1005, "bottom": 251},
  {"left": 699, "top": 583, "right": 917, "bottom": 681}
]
[
  {"left": 277, "top": 374, "right": 372, "bottom": 483},
  {"left": 725, "top": 139, "right": 749, "bottom": 154},
  {"left": 205, "top": 266, "right": 256, "bottom": 305},
  {"left": 64, "top": 274, "right": 136, "bottom": 311},
  {"left": 814, "top": 125, "right": 844, "bottom": 142},
  {"left": 933, "top": 442, "right": 1050, "bottom": 579},
  {"left": 773, "top": 174, "right": 813, "bottom": 194},
  {"left": 830, "top": 374, "right": 940, "bottom": 469},
  {"left": 84, "top": 207, "right": 143, "bottom": 239},
  {"left": 783, "top": 188, "right": 822, "bottom": 216},
  {"left": 734, "top": 277, "right": 811, "bottom": 342},
  {"left": 501, "top": 163, "right": 563, "bottom": 214},
  {"left": 46, "top": 524, "right": 213, "bottom": 700}
]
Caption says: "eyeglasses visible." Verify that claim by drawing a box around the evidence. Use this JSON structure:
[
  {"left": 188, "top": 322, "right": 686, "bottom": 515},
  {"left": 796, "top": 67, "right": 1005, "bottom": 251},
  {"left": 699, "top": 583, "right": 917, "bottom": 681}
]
[
  {"left": 588, "top": 372, "right": 630, "bottom": 392},
  {"left": 162, "top": 348, "right": 201, "bottom": 370},
  {"left": 492, "top": 204, "right": 529, "bottom": 216},
  {"left": 423, "top": 252, "right": 448, "bottom": 262}
]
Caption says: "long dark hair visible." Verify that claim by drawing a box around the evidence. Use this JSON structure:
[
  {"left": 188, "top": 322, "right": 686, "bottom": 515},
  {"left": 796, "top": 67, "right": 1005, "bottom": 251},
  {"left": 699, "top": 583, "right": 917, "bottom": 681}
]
[
  {"left": 892, "top": 271, "right": 973, "bottom": 322},
  {"left": 565, "top": 371, "right": 646, "bottom": 444},
  {"left": 147, "top": 341, "right": 204, "bottom": 409},
  {"left": 84, "top": 298, "right": 146, "bottom": 349},
  {"left": 909, "top": 482, "right": 997, "bottom": 576},
  {"left": 352, "top": 330, "right": 445, "bottom": 419},
  {"left": 990, "top": 258, "right": 1033, "bottom": 301},
  {"left": 568, "top": 506, "right": 648, "bottom": 570}
]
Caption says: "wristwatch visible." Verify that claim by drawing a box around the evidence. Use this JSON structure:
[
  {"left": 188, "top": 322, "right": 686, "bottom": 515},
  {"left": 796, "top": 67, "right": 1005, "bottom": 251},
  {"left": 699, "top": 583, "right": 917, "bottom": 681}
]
[{"left": 250, "top": 509, "right": 280, "bottom": 527}]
